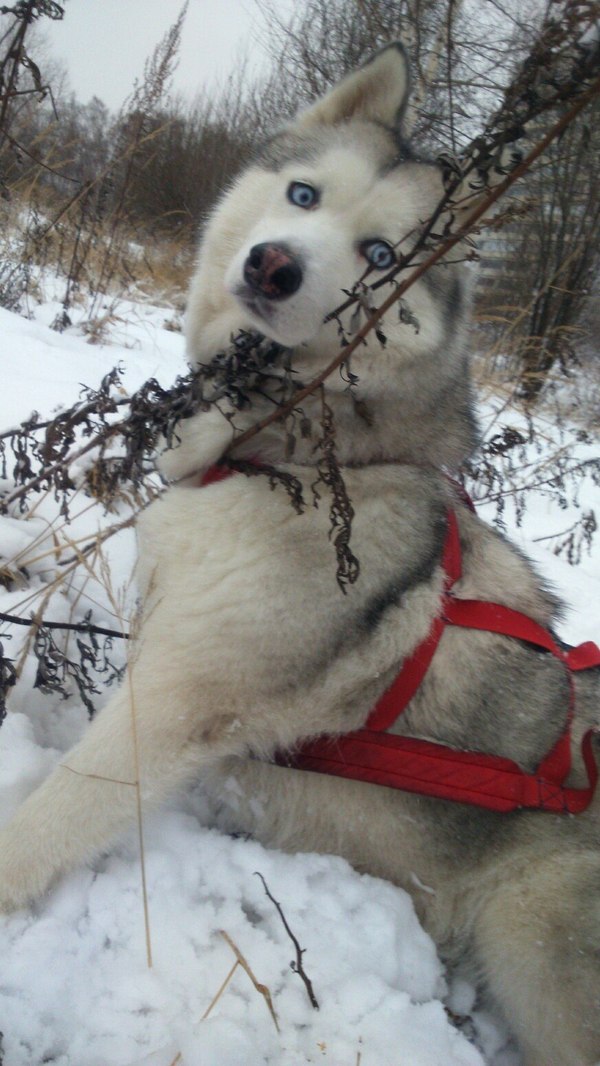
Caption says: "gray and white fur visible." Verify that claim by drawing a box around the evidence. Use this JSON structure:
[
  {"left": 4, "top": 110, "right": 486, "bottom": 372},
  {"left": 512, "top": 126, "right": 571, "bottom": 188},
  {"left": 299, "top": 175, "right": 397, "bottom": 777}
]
[{"left": 0, "top": 44, "right": 599, "bottom": 1066}]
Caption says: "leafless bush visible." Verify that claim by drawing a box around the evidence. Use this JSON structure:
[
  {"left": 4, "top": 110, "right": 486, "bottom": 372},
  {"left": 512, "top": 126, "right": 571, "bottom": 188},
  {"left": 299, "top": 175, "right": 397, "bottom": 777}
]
[
  {"left": 120, "top": 77, "right": 254, "bottom": 236},
  {"left": 486, "top": 95, "right": 600, "bottom": 400},
  {"left": 0, "top": 2, "right": 253, "bottom": 322}
]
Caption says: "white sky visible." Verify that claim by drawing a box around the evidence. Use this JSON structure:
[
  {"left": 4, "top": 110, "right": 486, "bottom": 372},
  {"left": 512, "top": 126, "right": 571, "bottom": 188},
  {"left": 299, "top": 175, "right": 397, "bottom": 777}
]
[{"left": 43, "top": 0, "right": 293, "bottom": 111}]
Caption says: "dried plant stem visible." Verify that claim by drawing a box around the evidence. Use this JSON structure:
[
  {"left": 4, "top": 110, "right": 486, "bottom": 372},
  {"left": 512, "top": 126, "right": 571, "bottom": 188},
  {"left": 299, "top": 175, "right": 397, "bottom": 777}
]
[
  {"left": 0, "top": 611, "right": 128, "bottom": 641},
  {"left": 0, "top": 423, "right": 125, "bottom": 512},
  {"left": 59, "top": 764, "right": 136, "bottom": 787},
  {"left": 16, "top": 508, "right": 99, "bottom": 569},
  {"left": 71, "top": 544, "right": 154, "bottom": 969},
  {"left": 59, "top": 533, "right": 152, "bottom": 961},
  {"left": 96, "top": 546, "right": 154, "bottom": 969},
  {"left": 226, "top": 73, "right": 600, "bottom": 459},
  {"left": 0, "top": 511, "right": 139, "bottom": 644},
  {"left": 201, "top": 959, "right": 241, "bottom": 1020},
  {"left": 2, "top": 539, "right": 110, "bottom": 626},
  {"left": 13, "top": 584, "right": 54, "bottom": 682},
  {"left": 57, "top": 511, "right": 140, "bottom": 567},
  {"left": 219, "top": 930, "right": 280, "bottom": 1032},
  {"left": 477, "top": 457, "right": 599, "bottom": 503}
]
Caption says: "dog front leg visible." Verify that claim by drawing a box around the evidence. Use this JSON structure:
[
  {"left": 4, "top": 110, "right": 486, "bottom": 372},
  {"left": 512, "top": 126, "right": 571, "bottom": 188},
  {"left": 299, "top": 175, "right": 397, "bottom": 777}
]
[
  {"left": 0, "top": 670, "right": 245, "bottom": 912},
  {"left": 157, "top": 406, "right": 235, "bottom": 483}
]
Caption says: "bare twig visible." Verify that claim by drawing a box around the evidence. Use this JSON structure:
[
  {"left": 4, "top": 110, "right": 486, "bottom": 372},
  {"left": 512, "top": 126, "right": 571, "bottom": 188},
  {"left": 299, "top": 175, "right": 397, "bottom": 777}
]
[
  {"left": 255, "top": 871, "right": 320, "bottom": 1010},
  {"left": 0, "top": 610, "right": 128, "bottom": 641}
]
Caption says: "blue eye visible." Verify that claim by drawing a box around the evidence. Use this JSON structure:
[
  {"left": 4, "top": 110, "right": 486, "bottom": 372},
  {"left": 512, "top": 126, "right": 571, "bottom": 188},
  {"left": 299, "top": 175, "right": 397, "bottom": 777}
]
[
  {"left": 361, "top": 239, "right": 396, "bottom": 270},
  {"left": 287, "top": 181, "right": 319, "bottom": 209}
]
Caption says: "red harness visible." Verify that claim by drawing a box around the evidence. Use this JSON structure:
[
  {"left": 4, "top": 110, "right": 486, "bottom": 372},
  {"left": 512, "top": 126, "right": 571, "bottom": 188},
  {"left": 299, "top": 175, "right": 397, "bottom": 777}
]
[{"left": 202, "top": 465, "right": 600, "bottom": 813}]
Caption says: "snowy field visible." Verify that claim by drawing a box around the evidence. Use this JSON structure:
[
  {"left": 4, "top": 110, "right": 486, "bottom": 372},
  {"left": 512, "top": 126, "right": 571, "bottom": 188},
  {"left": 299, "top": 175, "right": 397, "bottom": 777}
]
[{"left": 0, "top": 292, "right": 599, "bottom": 1066}]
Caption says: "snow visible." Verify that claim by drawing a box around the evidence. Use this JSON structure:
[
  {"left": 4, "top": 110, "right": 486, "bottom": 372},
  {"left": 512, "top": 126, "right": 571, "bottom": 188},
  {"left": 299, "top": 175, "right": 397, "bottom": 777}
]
[
  {"left": 0, "top": 297, "right": 599, "bottom": 1066},
  {"left": 0, "top": 816, "right": 475, "bottom": 1066}
]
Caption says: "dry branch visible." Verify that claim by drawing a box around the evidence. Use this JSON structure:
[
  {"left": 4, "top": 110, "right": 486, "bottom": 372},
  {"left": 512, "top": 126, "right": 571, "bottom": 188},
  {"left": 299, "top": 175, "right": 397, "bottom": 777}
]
[
  {"left": 0, "top": 610, "right": 128, "bottom": 641},
  {"left": 255, "top": 871, "right": 320, "bottom": 1010}
]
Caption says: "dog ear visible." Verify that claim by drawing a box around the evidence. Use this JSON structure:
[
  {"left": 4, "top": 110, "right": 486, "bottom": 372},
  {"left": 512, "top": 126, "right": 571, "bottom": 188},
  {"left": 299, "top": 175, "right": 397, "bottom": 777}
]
[{"left": 296, "top": 43, "right": 410, "bottom": 132}]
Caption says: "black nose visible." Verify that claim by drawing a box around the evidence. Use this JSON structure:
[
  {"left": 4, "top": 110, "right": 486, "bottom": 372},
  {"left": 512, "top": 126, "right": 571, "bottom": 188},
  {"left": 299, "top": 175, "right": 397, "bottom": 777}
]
[{"left": 243, "top": 242, "right": 303, "bottom": 300}]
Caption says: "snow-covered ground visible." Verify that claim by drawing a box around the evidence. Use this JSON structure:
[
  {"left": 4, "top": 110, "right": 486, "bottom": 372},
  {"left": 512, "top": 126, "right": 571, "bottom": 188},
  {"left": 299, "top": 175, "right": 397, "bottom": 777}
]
[{"left": 0, "top": 294, "right": 599, "bottom": 1066}]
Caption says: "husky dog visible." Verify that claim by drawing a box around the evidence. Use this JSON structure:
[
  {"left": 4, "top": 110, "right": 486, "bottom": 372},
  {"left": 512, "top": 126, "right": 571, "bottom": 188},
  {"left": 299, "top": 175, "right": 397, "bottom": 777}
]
[{"left": 1, "top": 44, "right": 599, "bottom": 1066}]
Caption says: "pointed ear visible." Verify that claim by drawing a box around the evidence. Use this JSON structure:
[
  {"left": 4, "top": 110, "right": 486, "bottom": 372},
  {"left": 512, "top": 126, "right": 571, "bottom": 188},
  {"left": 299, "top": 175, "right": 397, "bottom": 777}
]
[{"left": 296, "top": 44, "right": 410, "bottom": 132}]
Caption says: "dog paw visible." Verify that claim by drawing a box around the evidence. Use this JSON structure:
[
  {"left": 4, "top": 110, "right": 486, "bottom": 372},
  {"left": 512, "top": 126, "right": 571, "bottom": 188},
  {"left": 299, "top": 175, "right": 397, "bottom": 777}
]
[
  {"left": 0, "top": 828, "right": 53, "bottom": 913},
  {"left": 156, "top": 409, "right": 234, "bottom": 483},
  {"left": 156, "top": 438, "right": 194, "bottom": 482}
]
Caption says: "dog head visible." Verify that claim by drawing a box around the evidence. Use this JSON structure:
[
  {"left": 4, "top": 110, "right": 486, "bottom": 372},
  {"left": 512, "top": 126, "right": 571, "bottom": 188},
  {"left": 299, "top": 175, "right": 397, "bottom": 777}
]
[{"left": 186, "top": 45, "right": 465, "bottom": 376}]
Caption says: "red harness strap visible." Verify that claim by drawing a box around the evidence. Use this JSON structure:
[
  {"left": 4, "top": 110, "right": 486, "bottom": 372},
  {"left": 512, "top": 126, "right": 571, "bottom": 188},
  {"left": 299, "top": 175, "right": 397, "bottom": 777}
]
[
  {"left": 201, "top": 467, "right": 600, "bottom": 813},
  {"left": 279, "top": 511, "right": 600, "bottom": 813}
]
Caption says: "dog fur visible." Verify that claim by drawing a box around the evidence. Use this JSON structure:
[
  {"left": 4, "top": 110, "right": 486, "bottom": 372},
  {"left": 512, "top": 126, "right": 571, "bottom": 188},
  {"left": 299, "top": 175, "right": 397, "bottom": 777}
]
[{"left": 1, "top": 44, "right": 599, "bottom": 1066}]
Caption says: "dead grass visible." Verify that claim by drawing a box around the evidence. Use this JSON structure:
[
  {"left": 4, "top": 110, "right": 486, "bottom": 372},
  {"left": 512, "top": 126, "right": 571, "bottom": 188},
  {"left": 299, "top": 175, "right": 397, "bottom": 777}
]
[
  {"left": 0, "top": 186, "right": 195, "bottom": 323},
  {"left": 472, "top": 299, "right": 600, "bottom": 430}
]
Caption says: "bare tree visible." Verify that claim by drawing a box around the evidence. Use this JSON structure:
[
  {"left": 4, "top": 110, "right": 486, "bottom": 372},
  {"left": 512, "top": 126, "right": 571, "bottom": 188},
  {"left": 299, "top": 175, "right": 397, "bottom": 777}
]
[
  {"left": 0, "top": 0, "right": 65, "bottom": 190},
  {"left": 251, "top": 0, "right": 548, "bottom": 148},
  {"left": 120, "top": 70, "right": 255, "bottom": 235},
  {"left": 499, "top": 98, "right": 600, "bottom": 401}
]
